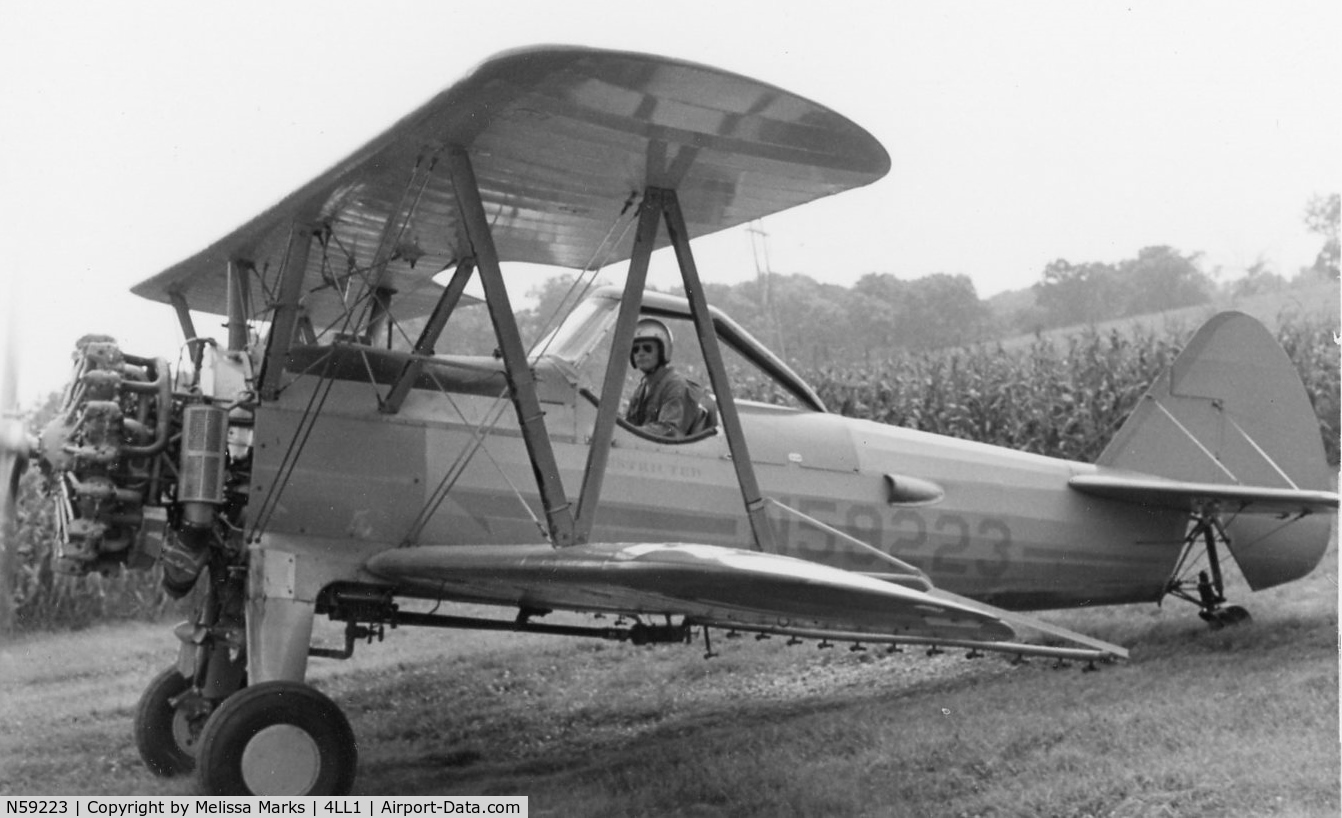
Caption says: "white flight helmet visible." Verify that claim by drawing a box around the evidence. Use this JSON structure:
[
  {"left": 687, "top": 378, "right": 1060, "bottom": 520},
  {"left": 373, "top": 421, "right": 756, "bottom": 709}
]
[{"left": 630, "top": 318, "right": 673, "bottom": 367}]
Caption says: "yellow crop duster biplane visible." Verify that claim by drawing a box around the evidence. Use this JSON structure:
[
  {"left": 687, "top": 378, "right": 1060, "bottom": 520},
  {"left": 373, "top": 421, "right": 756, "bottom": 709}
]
[{"left": 0, "top": 46, "right": 1335, "bottom": 796}]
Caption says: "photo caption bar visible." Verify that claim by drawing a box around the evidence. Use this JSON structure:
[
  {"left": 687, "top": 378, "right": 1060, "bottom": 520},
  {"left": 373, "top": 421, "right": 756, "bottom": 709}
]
[{"left": 1, "top": 799, "right": 528, "bottom": 818}]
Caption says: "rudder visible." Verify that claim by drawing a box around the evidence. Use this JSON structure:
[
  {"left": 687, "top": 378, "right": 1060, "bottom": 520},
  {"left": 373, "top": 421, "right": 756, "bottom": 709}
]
[{"left": 1097, "top": 311, "right": 1333, "bottom": 589}]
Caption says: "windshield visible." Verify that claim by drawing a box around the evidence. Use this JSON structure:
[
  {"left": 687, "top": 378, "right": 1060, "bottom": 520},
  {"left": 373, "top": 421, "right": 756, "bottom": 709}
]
[
  {"left": 533, "top": 297, "right": 613, "bottom": 363},
  {"left": 541, "top": 290, "right": 826, "bottom": 413}
]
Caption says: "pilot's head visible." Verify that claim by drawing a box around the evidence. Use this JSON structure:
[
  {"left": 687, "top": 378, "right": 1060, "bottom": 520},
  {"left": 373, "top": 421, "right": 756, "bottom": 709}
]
[{"left": 630, "top": 318, "right": 673, "bottom": 373}]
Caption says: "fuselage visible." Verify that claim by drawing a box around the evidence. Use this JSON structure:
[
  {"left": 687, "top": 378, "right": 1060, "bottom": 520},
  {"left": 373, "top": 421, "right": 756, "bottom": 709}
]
[{"left": 251, "top": 292, "right": 1187, "bottom": 612}]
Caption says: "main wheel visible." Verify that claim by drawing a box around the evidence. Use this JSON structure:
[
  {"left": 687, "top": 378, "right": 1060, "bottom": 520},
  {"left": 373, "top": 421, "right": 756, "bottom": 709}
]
[
  {"left": 195, "top": 681, "right": 357, "bottom": 795},
  {"left": 134, "top": 667, "right": 205, "bottom": 776}
]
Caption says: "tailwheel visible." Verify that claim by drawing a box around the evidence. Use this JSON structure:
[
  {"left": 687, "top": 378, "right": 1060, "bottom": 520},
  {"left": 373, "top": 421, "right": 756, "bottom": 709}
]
[
  {"left": 1166, "top": 509, "right": 1252, "bottom": 630},
  {"left": 135, "top": 667, "right": 209, "bottom": 776},
  {"left": 1204, "top": 604, "right": 1252, "bottom": 629},
  {"left": 195, "top": 681, "right": 357, "bottom": 795},
  {"left": 1221, "top": 605, "right": 1251, "bottom": 624}
]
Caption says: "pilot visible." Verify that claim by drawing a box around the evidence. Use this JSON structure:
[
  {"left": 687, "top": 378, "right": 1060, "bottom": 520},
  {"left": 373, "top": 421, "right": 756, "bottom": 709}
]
[{"left": 625, "top": 318, "right": 715, "bottom": 439}]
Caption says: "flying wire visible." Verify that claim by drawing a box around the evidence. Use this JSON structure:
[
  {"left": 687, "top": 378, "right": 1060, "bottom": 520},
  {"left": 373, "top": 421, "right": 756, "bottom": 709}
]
[
  {"left": 248, "top": 347, "right": 340, "bottom": 541},
  {"left": 398, "top": 197, "right": 642, "bottom": 546},
  {"left": 528, "top": 191, "right": 642, "bottom": 361}
]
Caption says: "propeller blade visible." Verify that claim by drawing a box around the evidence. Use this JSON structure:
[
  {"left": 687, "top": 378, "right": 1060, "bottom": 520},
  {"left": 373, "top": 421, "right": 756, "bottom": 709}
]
[
  {"left": 0, "top": 440, "right": 18, "bottom": 633},
  {"left": 1, "top": 278, "right": 24, "bottom": 632}
]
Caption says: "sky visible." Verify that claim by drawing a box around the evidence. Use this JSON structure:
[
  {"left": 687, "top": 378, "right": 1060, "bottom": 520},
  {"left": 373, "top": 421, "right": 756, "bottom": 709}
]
[{"left": 2, "top": 0, "right": 1338, "bottom": 404}]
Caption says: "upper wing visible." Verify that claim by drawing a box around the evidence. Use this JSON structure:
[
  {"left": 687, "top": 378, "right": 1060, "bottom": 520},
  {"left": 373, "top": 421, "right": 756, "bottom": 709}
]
[
  {"left": 1069, "top": 472, "right": 1339, "bottom": 516},
  {"left": 131, "top": 46, "right": 890, "bottom": 325},
  {"left": 366, "top": 541, "right": 1011, "bottom": 644}
]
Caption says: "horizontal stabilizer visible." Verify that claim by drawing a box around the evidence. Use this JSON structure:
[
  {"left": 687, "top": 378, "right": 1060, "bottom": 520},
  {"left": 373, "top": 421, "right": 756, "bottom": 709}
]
[
  {"left": 366, "top": 541, "right": 1011, "bottom": 644},
  {"left": 1068, "top": 473, "right": 1338, "bottom": 516}
]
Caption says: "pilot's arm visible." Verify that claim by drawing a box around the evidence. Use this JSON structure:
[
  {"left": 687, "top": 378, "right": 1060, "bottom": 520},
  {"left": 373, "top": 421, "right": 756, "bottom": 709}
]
[
  {"left": 640, "top": 391, "right": 690, "bottom": 438},
  {"left": 626, "top": 374, "right": 692, "bottom": 438}
]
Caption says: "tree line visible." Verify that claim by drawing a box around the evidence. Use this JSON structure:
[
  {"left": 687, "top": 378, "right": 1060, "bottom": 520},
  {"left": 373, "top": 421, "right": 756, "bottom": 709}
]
[{"left": 507, "top": 194, "right": 1339, "bottom": 368}]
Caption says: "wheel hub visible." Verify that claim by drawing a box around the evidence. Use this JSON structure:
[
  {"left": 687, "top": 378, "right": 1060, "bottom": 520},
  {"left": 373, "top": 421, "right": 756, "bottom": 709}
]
[{"left": 240, "top": 724, "right": 321, "bottom": 795}]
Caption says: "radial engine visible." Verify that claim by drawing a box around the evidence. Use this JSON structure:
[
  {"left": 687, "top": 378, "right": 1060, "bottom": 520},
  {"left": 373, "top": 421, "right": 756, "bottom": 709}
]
[{"left": 37, "top": 337, "right": 255, "bottom": 596}]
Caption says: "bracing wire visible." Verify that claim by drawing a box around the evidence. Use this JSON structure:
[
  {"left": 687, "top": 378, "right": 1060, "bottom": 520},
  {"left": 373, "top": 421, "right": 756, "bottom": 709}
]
[
  {"left": 251, "top": 177, "right": 641, "bottom": 548},
  {"left": 339, "top": 160, "right": 438, "bottom": 343},
  {"left": 398, "top": 195, "right": 642, "bottom": 547},
  {"left": 248, "top": 348, "right": 339, "bottom": 540},
  {"left": 411, "top": 366, "right": 550, "bottom": 543},
  {"left": 246, "top": 202, "right": 399, "bottom": 543},
  {"left": 401, "top": 383, "right": 513, "bottom": 545},
  {"left": 1166, "top": 507, "right": 1251, "bottom": 592},
  {"left": 529, "top": 192, "right": 642, "bottom": 362}
]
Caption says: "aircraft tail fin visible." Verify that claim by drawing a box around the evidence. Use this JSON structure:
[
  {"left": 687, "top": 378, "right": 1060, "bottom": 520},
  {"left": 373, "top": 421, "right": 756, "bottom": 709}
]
[
  {"left": 1096, "top": 311, "right": 1334, "bottom": 589},
  {"left": 1097, "top": 311, "right": 1329, "bottom": 489}
]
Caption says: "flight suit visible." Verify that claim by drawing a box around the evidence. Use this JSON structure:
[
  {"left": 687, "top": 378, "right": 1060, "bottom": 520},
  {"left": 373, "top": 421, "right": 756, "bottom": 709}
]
[{"left": 625, "top": 364, "right": 708, "bottom": 438}]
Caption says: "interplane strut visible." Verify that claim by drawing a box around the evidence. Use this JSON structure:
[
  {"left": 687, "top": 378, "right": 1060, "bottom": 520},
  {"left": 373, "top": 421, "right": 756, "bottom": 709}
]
[
  {"left": 446, "top": 149, "right": 576, "bottom": 548},
  {"left": 569, "top": 187, "right": 776, "bottom": 550},
  {"left": 399, "top": 164, "right": 781, "bottom": 552}
]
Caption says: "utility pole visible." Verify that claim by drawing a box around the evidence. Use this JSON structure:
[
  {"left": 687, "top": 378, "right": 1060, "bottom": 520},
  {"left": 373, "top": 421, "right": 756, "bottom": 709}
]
[{"left": 747, "top": 221, "right": 786, "bottom": 359}]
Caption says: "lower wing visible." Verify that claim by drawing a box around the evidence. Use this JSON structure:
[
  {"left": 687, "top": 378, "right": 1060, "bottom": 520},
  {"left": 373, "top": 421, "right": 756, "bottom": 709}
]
[{"left": 365, "top": 541, "right": 1127, "bottom": 660}]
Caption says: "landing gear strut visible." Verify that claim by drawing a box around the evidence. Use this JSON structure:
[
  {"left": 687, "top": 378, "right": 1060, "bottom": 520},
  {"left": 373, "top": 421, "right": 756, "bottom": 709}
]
[
  {"left": 134, "top": 562, "right": 248, "bottom": 778},
  {"left": 1164, "top": 509, "right": 1252, "bottom": 630}
]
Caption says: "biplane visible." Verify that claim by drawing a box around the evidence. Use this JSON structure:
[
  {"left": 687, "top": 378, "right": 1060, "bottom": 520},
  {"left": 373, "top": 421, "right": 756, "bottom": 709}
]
[{"left": 0, "top": 46, "right": 1335, "bottom": 796}]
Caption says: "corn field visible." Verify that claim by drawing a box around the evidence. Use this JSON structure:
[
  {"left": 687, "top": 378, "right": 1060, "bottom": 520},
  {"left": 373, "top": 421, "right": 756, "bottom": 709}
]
[
  {"left": 6, "top": 313, "right": 1337, "bottom": 633},
  {"left": 793, "top": 313, "right": 1339, "bottom": 466},
  {"left": 8, "top": 466, "right": 184, "bottom": 632}
]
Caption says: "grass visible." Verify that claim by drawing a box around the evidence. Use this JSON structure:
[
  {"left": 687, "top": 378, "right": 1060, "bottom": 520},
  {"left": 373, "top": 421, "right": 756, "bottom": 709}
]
[
  {"left": 1, "top": 527, "right": 1336, "bottom": 816},
  {"left": 2, "top": 283, "right": 1337, "bottom": 812}
]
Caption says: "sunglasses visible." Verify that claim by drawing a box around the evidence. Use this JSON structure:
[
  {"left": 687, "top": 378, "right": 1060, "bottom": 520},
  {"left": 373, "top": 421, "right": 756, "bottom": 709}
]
[{"left": 632, "top": 342, "right": 659, "bottom": 354}]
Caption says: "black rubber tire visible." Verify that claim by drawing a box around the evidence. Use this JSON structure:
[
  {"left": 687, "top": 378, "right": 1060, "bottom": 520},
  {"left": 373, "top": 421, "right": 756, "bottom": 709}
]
[
  {"left": 195, "top": 680, "right": 357, "bottom": 795},
  {"left": 134, "top": 667, "right": 198, "bottom": 777}
]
